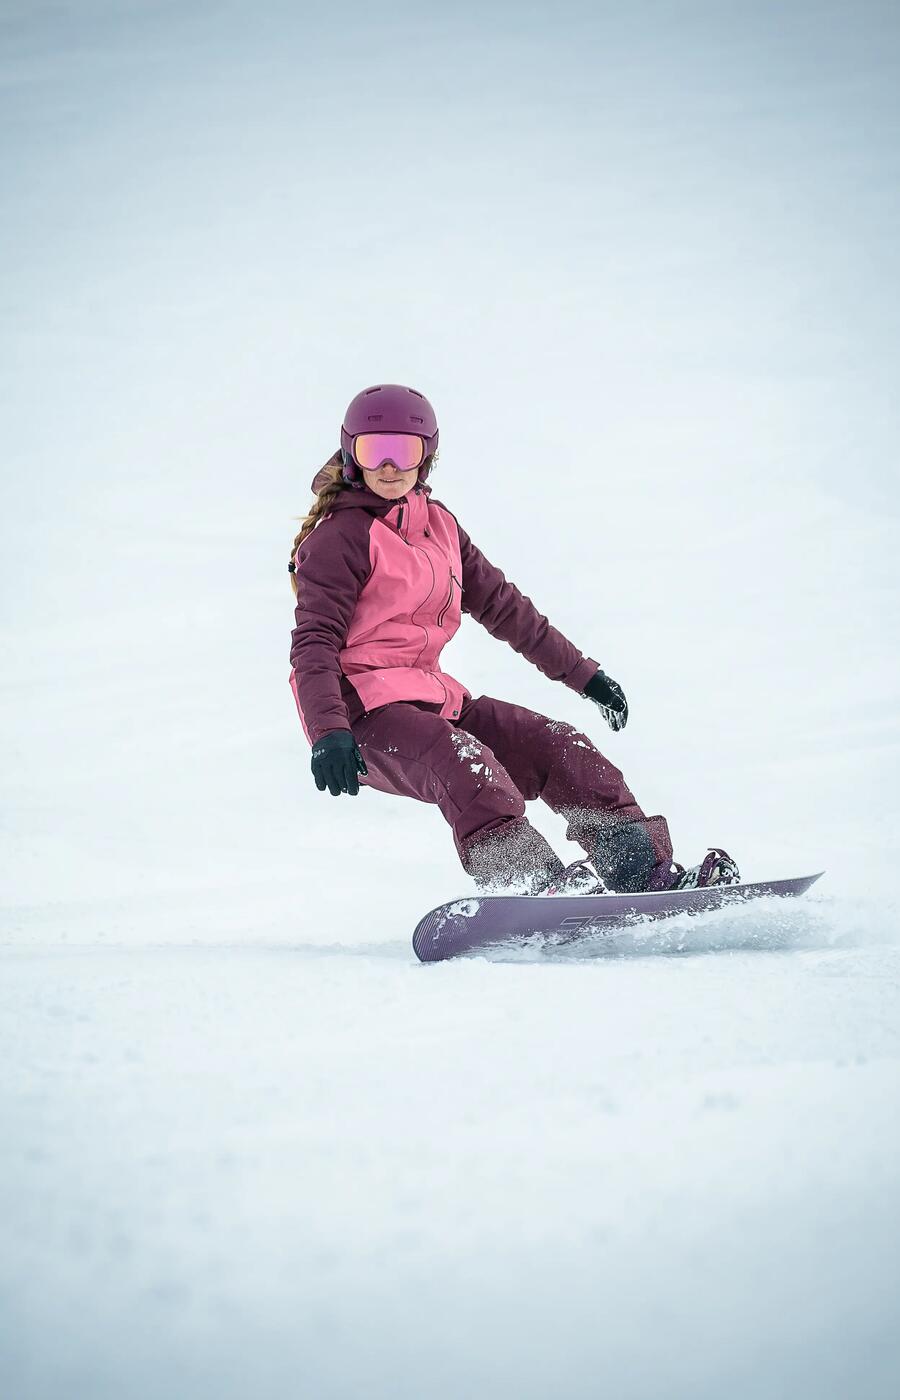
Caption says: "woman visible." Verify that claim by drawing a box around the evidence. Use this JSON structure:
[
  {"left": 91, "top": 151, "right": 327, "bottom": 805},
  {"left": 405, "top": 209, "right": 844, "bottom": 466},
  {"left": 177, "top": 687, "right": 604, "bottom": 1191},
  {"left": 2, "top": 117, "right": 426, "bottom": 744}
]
[{"left": 288, "top": 383, "right": 738, "bottom": 896}]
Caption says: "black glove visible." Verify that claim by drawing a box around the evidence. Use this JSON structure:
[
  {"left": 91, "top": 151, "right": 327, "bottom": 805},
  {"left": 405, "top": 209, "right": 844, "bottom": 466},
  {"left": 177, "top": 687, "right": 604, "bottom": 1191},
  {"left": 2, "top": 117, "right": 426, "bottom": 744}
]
[
  {"left": 311, "top": 730, "right": 368, "bottom": 796},
  {"left": 583, "top": 668, "right": 629, "bottom": 732}
]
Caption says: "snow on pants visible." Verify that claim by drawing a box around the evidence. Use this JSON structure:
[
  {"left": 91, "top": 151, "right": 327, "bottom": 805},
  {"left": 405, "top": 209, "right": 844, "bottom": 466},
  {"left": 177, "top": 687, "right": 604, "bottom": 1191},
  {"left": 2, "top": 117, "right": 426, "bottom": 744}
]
[{"left": 351, "top": 693, "right": 675, "bottom": 893}]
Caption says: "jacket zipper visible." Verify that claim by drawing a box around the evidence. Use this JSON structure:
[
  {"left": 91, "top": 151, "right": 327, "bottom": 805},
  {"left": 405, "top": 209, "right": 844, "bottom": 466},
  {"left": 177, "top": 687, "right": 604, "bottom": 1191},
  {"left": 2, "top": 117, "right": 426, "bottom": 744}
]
[
  {"left": 436, "top": 571, "right": 461, "bottom": 630},
  {"left": 391, "top": 503, "right": 458, "bottom": 658}
]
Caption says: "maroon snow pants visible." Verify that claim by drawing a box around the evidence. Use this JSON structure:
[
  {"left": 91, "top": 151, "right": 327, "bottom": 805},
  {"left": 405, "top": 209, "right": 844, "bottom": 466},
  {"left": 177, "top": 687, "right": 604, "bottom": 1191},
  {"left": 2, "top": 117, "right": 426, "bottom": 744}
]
[{"left": 351, "top": 693, "right": 674, "bottom": 892}]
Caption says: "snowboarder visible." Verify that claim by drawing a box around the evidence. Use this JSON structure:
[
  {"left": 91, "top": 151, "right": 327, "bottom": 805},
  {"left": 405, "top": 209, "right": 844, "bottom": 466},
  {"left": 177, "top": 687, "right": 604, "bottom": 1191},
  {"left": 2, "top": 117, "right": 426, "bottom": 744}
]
[{"left": 288, "top": 383, "right": 738, "bottom": 896}]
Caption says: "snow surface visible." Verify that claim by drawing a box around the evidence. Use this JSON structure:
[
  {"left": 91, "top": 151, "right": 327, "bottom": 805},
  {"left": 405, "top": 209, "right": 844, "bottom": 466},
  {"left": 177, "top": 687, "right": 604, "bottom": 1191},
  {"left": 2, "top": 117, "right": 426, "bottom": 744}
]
[{"left": 2, "top": 2, "right": 900, "bottom": 1397}]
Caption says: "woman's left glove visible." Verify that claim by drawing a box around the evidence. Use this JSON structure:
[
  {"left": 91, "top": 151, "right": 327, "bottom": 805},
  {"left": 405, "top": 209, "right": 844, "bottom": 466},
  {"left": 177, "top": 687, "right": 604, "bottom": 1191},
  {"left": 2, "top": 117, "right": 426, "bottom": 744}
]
[{"left": 583, "top": 668, "right": 629, "bottom": 732}]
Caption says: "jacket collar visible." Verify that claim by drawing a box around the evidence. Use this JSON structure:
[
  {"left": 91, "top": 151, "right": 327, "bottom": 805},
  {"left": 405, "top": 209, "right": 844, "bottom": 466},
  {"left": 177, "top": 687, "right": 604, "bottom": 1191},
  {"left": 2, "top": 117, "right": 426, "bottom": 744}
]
[{"left": 308, "top": 471, "right": 432, "bottom": 517}]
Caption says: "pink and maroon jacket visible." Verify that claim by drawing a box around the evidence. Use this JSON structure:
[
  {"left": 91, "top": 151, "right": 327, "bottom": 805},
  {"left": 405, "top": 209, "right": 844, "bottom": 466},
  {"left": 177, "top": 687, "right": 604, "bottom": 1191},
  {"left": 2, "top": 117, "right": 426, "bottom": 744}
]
[{"left": 289, "top": 475, "right": 600, "bottom": 744}]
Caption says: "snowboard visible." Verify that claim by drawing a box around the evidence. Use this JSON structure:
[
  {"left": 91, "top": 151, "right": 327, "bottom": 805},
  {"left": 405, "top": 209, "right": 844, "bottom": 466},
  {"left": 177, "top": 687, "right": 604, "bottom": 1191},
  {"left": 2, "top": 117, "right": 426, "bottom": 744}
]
[{"left": 412, "top": 872, "right": 825, "bottom": 963}]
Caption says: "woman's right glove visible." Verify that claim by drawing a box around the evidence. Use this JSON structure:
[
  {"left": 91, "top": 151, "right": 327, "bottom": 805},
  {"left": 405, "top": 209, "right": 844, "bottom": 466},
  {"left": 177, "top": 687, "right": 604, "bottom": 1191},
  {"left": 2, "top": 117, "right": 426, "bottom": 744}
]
[{"left": 311, "top": 730, "right": 368, "bottom": 796}]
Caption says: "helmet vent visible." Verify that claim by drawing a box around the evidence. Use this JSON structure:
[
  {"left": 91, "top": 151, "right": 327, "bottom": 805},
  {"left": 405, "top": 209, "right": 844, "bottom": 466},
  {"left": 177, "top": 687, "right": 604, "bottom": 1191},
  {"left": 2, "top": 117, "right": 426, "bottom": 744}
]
[
  {"left": 365, "top": 386, "right": 382, "bottom": 395},
  {"left": 409, "top": 414, "right": 424, "bottom": 424},
  {"left": 366, "top": 413, "right": 383, "bottom": 422}
]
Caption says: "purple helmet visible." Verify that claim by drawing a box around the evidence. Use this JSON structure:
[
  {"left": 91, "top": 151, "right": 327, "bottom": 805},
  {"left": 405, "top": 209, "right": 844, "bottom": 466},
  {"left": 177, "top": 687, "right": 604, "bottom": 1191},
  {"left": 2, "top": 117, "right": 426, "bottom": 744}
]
[{"left": 340, "top": 383, "right": 439, "bottom": 486}]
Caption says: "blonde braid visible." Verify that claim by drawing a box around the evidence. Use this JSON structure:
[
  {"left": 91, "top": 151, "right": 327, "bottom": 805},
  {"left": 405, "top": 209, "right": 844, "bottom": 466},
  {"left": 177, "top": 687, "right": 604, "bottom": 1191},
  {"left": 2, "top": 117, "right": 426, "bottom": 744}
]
[{"left": 288, "top": 451, "right": 347, "bottom": 596}]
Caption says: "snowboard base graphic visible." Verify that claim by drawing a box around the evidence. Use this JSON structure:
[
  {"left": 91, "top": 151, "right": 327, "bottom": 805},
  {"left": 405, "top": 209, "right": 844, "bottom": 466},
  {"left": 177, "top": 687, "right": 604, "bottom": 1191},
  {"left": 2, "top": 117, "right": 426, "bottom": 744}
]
[{"left": 412, "top": 872, "right": 825, "bottom": 963}]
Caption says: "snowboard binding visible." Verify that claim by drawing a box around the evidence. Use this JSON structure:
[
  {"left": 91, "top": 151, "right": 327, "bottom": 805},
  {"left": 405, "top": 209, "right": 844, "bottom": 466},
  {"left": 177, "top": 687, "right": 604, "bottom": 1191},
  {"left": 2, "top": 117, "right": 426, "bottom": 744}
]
[
  {"left": 538, "top": 858, "right": 607, "bottom": 897},
  {"left": 671, "top": 848, "right": 741, "bottom": 890}
]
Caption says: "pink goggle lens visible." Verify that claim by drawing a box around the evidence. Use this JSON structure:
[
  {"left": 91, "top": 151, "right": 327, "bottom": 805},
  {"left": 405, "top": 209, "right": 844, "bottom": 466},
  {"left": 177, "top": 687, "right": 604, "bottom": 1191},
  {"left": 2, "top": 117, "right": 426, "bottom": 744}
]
[{"left": 353, "top": 432, "right": 425, "bottom": 472}]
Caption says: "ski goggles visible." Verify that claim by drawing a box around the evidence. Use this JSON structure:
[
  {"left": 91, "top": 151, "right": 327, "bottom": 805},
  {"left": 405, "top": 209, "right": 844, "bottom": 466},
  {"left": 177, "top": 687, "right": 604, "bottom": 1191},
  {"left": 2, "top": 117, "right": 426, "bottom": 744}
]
[{"left": 351, "top": 432, "right": 425, "bottom": 472}]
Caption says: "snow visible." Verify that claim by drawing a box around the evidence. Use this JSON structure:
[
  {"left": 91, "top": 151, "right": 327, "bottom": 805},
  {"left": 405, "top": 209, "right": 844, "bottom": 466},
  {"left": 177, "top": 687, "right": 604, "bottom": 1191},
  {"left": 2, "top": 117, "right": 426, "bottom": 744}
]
[
  {"left": 2, "top": 1, "right": 900, "bottom": 1397},
  {"left": 3, "top": 937, "right": 899, "bottom": 1398}
]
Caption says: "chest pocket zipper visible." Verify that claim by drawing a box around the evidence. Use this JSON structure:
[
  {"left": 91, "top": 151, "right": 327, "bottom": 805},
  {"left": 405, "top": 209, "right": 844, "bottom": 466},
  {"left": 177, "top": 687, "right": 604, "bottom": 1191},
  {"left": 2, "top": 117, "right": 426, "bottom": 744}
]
[
  {"left": 436, "top": 572, "right": 462, "bottom": 629},
  {"left": 392, "top": 507, "right": 458, "bottom": 628}
]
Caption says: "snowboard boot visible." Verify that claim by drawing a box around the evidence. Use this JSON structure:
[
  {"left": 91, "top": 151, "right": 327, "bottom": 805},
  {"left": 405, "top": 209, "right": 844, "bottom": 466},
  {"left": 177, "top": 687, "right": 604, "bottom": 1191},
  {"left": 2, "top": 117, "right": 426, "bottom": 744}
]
[
  {"left": 592, "top": 820, "right": 658, "bottom": 894},
  {"left": 671, "top": 848, "right": 740, "bottom": 890},
  {"left": 536, "top": 858, "right": 607, "bottom": 897}
]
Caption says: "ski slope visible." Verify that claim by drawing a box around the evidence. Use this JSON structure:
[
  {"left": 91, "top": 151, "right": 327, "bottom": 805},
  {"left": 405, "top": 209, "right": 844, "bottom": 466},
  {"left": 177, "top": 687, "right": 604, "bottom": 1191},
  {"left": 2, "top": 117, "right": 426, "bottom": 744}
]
[{"left": 2, "top": 2, "right": 900, "bottom": 1397}]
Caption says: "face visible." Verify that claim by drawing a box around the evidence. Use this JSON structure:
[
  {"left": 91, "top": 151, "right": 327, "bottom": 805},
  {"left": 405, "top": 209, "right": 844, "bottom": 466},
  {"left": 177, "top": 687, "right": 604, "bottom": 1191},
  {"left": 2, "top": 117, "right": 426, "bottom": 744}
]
[{"left": 361, "top": 462, "right": 420, "bottom": 500}]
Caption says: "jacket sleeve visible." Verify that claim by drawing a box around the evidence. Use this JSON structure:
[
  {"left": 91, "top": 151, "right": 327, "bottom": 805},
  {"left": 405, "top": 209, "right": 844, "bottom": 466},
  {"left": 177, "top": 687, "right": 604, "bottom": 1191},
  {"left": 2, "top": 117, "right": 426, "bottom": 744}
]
[
  {"left": 290, "top": 514, "right": 372, "bottom": 742},
  {"left": 456, "top": 521, "right": 600, "bottom": 693}
]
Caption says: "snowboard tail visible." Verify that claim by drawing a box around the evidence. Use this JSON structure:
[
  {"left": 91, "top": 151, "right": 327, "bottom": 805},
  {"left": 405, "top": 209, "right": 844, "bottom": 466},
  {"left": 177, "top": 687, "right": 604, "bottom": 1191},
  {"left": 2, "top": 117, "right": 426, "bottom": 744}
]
[{"left": 412, "top": 873, "right": 825, "bottom": 964}]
